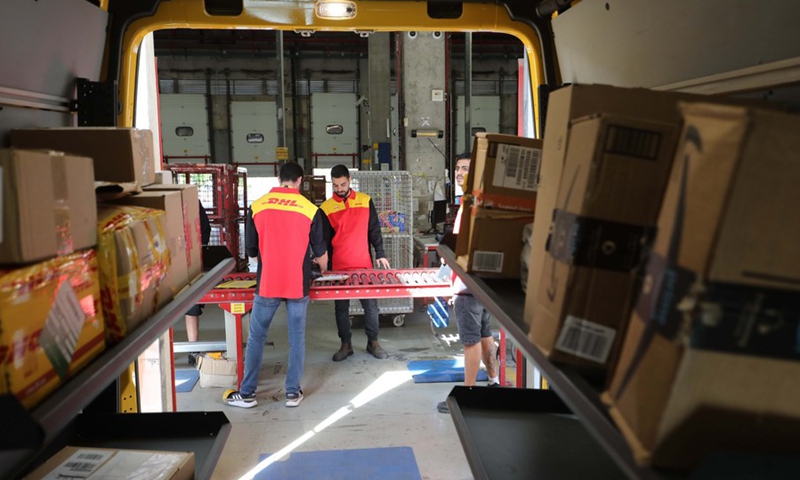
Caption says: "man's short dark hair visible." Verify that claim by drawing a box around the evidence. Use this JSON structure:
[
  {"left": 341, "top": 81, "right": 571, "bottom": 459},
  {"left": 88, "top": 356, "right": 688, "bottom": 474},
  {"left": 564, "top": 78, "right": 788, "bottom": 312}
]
[
  {"left": 455, "top": 152, "right": 471, "bottom": 161},
  {"left": 330, "top": 164, "right": 350, "bottom": 179},
  {"left": 279, "top": 162, "right": 304, "bottom": 183}
]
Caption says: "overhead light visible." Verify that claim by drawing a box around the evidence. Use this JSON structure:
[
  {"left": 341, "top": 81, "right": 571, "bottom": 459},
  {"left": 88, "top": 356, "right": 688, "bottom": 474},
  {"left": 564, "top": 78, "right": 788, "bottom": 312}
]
[
  {"left": 315, "top": 0, "right": 357, "bottom": 20},
  {"left": 411, "top": 129, "right": 443, "bottom": 138}
]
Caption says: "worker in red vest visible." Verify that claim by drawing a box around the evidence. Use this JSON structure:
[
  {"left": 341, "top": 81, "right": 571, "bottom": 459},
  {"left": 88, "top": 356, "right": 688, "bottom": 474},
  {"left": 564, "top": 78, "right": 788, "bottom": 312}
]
[{"left": 321, "top": 164, "right": 390, "bottom": 361}]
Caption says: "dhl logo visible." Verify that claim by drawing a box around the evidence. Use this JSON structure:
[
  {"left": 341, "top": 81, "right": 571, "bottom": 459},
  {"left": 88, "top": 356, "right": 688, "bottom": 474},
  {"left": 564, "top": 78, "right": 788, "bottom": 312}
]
[
  {"left": 267, "top": 198, "right": 300, "bottom": 207},
  {"left": 0, "top": 329, "right": 42, "bottom": 365}
]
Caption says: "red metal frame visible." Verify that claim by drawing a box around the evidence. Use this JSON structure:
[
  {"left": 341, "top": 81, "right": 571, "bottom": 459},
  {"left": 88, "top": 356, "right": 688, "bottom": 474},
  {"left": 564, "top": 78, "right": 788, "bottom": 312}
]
[{"left": 197, "top": 269, "right": 453, "bottom": 387}]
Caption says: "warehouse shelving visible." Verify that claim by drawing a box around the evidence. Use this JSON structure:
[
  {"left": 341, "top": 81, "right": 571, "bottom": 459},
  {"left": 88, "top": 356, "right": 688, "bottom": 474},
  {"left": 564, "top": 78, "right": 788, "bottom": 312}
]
[
  {"left": 437, "top": 245, "right": 682, "bottom": 480},
  {"left": 0, "top": 258, "right": 236, "bottom": 480}
]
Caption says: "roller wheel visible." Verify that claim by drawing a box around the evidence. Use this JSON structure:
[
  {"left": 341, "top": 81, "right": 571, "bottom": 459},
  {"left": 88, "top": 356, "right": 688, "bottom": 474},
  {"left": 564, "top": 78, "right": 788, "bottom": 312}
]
[{"left": 392, "top": 315, "right": 405, "bottom": 327}]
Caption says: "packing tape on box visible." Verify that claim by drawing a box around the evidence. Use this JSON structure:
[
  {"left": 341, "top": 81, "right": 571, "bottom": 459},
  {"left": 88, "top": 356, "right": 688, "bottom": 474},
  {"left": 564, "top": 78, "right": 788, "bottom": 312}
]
[
  {"left": 134, "top": 129, "right": 154, "bottom": 183},
  {"left": 51, "top": 154, "right": 75, "bottom": 256}
]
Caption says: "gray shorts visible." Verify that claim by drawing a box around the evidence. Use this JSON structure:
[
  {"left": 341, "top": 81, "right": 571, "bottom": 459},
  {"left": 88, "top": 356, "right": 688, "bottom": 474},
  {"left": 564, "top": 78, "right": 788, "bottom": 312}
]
[{"left": 454, "top": 294, "right": 492, "bottom": 346}]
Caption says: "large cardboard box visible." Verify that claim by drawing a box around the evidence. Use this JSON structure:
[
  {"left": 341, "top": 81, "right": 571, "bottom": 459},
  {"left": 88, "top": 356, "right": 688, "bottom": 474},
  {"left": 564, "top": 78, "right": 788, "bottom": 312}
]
[
  {"left": 0, "top": 250, "right": 105, "bottom": 409},
  {"left": 24, "top": 446, "right": 194, "bottom": 480},
  {"left": 523, "top": 84, "right": 773, "bottom": 330},
  {"left": 144, "top": 184, "right": 203, "bottom": 281},
  {"left": 455, "top": 195, "right": 534, "bottom": 279},
  {"left": 468, "top": 133, "right": 543, "bottom": 212},
  {"left": 605, "top": 103, "right": 800, "bottom": 470},
  {"left": 11, "top": 127, "right": 156, "bottom": 191},
  {"left": 530, "top": 114, "right": 680, "bottom": 375},
  {"left": 113, "top": 191, "right": 189, "bottom": 298},
  {"left": 197, "top": 354, "right": 237, "bottom": 388},
  {"left": 97, "top": 205, "right": 169, "bottom": 343},
  {"left": 0, "top": 150, "right": 96, "bottom": 264}
]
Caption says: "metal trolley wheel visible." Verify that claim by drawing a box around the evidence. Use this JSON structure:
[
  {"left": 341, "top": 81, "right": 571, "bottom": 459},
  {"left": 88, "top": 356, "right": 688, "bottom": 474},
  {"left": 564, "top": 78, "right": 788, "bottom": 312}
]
[{"left": 392, "top": 315, "right": 406, "bottom": 327}]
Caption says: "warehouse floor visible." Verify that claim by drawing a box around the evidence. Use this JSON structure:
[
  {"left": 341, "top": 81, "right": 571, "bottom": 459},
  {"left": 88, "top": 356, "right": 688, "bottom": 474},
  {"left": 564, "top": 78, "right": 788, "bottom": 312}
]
[{"left": 172, "top": 300, "right": 481, "bottom": 480}]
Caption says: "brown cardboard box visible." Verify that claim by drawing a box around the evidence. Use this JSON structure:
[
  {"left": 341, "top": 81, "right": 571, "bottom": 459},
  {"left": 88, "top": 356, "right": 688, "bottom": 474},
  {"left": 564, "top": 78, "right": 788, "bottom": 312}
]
[
  {"left": 11, "top": 127, "right": 156, "bottom": 190},
  {"left": 113, "top": 191, "right": 189, "bottom": 298},
  {"left": 197, "top": 354, "right": 238, "bottom": 388},
  {"left": 455, "top": 196, "right": 534, "bottom": 279},
  {"left": 97, "top": 205, "right": 169, "bottom": 343},
  {"left": 24, "top": 446, "right": 194, "bottom": 480},
  {"left": 0, "top": 150, "right": 96, "bottom": 264},
  {"left": 155, "top": 170, "right": 174, "bottom": 184},
  {"left": 467, "top": 133, "right": 543, "bottom": 212},
  {"left": 0, "top": 250, "right": 105, "bottom": 409},
  {"left": 523, "top": 84, "right": 775, "bottom": 331},
  {"left": 530, "top": 114, "right": 680, "bottom": 375},
  {"left": 144, "top": 184, "right": 203, "bottom": 281},
  {"left": 606, "top": 103, "right": 800, "bottom": 470}
]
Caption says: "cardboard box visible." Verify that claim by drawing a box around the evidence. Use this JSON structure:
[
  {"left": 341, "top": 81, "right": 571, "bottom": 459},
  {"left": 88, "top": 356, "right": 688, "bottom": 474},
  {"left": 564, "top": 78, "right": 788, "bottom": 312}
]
[
  {"left": 0, "top": 150, "right": 97, "bottom": 264},
  {"left": 0, "top": 250, "right": 105, "bottom": 409},
  {"left": 530, "top": 114, "right": 680, "bottom": 375},
  {"left": 455, "top": 196, "right": 534, "bottom": 279},
  {"left": 97, "top": 205, "right": 169, "bottom": 343},
  {"left": 144, "top": 184, "right": 203, "bottom": 281},
  {"left": 113, "top": 191, "right": 189, "bottom": 297},
  {"left": 197, "top": 354, "right": 237, "bottom": 388},
  {"left": 155, "top": 170, "right": 174, "bottom": 184},
  {"left": 11, "top": 127, "right": 156, "bottom": 191},
  {"left": 605, "top": 103, "right": 800, "bottom": 470},
  {"left": 467, "top": 133, "right": 543, "bottom": 212},
  {"left": 24, "top": 446, "right": 194, "bottom": 480},
  {"left": 523, "top": 84, "right": 775, "bottom": 331}
]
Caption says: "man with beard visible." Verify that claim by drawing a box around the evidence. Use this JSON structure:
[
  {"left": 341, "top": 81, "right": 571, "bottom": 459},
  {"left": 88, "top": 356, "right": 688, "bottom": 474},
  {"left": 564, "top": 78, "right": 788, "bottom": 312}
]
[{"left": 321, "top": 164, "right": 391, "bottom": 361}]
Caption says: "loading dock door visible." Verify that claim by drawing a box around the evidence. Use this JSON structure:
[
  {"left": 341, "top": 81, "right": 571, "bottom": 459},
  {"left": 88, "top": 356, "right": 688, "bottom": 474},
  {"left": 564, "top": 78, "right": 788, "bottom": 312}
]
[
  {"left": 231, "top": 101, "right": 278, "bottom": 163},
  {"left": 311, "top": 93, "right": 358, "bottom": 169},
  {"left": 455, "top": 95, "right": 501, "bottom": 154},
  {"left": 160, "top": 94, "right": 211, "bottom": 159}
]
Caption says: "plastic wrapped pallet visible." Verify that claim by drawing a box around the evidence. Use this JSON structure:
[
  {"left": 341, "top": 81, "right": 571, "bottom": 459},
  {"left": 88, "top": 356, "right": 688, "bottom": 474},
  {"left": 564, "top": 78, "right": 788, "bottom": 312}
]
[
  {"left": 97, "top": 205, "right": 169, "bottom": 343},
  {"left": 0, "top": 250, "right": 105, "bottom": 409}
]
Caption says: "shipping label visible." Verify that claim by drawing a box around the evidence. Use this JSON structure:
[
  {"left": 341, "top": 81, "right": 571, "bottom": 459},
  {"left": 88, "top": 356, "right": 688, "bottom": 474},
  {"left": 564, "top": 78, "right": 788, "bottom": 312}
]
[
  {"left": 492, "top": 144, "right": 541, "bottom": 192},
  {"left": 555, "top": 316, "right": 616, "bottom": 364},
  {"left": 472, "top": 251, "right": 504, "bottom": 273}
]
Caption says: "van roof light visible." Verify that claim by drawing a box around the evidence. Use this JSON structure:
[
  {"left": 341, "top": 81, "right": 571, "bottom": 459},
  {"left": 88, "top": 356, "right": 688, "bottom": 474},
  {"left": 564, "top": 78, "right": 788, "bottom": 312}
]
[{"left": 315, "top": 0, "right": 357, "bottom": 20}]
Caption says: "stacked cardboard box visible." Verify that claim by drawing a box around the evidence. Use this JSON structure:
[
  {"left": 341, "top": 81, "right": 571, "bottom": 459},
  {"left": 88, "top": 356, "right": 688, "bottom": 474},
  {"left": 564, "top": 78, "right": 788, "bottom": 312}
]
[
  {"left": 0, "top": 149, "right": 97, "bottom": 264},
  {"left": 113, "top": 190, "right": 189, "bottom": 298},
  {"left": 605, "top": 103, "right": 800, "bottom": 470},
  {"left": 11, "top": 127, "right": 156, "bottom": 195},
  {"left": 144, "top": 184, "right": 204, "bottom": 281},
  {"left": 0, "top": 250, "right": 105, "bottom": 409},
  {"left": 530, "top": 113, "right": 680, "bottom": 376},
  {"left": 24, "top": 446, "right": 194, "bottom": 480},
  {"left": 455, "top": 133, "right": 542, "bottom": 279}
]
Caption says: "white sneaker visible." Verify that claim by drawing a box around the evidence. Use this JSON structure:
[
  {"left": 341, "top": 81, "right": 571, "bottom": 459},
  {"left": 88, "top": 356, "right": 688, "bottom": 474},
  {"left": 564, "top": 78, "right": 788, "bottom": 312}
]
[
  {"left": 285, "top": 390, "right": 304, "bottom": 407},
  {"left": 226, "top": 391, "right": 257, "bottom": 408}
]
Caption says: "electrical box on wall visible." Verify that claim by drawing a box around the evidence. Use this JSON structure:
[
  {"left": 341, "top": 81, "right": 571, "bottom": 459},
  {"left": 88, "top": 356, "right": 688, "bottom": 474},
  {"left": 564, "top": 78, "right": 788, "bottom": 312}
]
[{"left": 431, "top": 89, "right": 444, "bottom": 102}]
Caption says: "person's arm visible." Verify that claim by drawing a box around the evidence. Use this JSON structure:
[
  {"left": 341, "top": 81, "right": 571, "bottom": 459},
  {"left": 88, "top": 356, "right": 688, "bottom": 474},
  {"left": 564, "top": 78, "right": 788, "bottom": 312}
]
[
  {"left": 245, "top": 206, "right": 259, "bottom": 258},
  {"left": 198, "top": 201, "right": 211, "bottom": 245},
  {"left": 310, "top": 209, "right": 328, "bottom": 273},
  {"left": 367, "top": 198, "right": 390, "bottom": 269}
]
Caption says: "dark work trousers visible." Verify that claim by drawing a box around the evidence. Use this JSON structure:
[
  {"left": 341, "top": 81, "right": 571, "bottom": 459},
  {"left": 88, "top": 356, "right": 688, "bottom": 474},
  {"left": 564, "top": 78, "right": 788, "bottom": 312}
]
[{"left": 334, "top": 298, "right": 379, "bottom": 343}]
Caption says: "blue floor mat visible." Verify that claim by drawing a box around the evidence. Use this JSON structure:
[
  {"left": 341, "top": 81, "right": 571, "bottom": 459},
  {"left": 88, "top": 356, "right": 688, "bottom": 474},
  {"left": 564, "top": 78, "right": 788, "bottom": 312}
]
[
  {"left": 255, "top": 447, "right": 421, "bottom": 480},
  {"left": 407, "top": 359, "right": 488, "bottom": 384},
  {"left": 175, "top": 369, "right": 199, "bottom": 393}
]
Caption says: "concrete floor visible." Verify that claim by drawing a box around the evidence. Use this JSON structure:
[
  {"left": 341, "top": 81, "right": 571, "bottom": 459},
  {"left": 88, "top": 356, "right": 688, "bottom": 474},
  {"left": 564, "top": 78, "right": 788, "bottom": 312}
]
[{"left": 172, "top": 300, "right": 484, "bottom": 480}]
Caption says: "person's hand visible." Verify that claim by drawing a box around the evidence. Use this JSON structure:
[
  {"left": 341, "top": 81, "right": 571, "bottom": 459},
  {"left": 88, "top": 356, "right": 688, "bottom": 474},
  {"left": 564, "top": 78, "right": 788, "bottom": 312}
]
[
  {"left": 375, "top": 257, "right": 390, "bottom": 269},
  {"left": 314, "top": 252, "right": 329, "bottom": 274}
]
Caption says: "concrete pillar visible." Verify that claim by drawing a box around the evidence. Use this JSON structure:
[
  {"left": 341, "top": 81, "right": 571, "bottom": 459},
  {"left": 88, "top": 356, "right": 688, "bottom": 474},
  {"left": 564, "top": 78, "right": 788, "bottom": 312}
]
[
  {"left": 367, "top": 33, "right": 391, "bottom": 170},
  {"left": 402, "top": 31, "right": 447, "bottom": 231}
]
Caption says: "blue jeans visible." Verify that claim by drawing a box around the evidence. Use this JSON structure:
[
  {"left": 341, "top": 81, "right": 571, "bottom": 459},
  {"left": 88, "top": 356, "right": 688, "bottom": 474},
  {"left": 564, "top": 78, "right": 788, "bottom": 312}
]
[
  {"left": 241, "top": 295, "right": 309, "bottom": 397},
  {"left": 334, "top": 298, "right": 379, "bottom": 343}
]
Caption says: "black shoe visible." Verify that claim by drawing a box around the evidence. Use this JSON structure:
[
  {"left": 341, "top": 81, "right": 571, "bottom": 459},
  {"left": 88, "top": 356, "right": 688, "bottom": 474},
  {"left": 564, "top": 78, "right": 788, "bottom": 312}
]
[
  {"left": 188, "top": 352, "right": 199, "bottom": 366},
  {"left": 367, "top": 340, "right": 388, "bottom": 359},
  {"left": 437, "top": 401, "right": 449, "bottom": 414},
  {"left": 332, "top": 342, "right": 354, "bottom": 362}
]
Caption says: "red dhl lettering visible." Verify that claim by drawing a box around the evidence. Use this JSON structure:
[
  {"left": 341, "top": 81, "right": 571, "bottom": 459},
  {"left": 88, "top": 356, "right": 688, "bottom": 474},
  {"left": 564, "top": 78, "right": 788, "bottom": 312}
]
[
  {"left": 267, "top": 198, "right": 300, "bottom": 207},
  {"left": 0, "top": 329, "right": 43, "bottom": 365}
]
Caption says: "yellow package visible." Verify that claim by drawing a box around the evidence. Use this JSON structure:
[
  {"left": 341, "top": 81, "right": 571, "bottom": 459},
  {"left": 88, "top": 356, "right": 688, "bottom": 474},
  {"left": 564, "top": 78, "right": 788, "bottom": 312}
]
[
  {"left": 97, "top": 205, "right": 169, "bottom": 343},
  {"left": 0, "top": 249, "right": 105, "bottom": 409}
]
